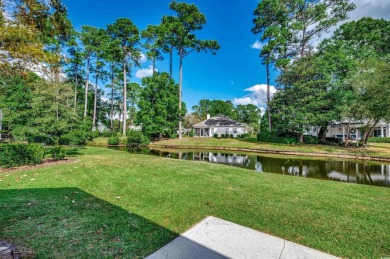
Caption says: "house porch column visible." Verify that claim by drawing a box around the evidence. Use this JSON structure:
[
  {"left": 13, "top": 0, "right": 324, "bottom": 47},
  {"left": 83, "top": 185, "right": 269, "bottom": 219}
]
[
  {"left": 381, "top": 126, "right": 384, "bottom": 137},
  {"left": 342, "top": 125, "right": 345, "bottom": 141}
]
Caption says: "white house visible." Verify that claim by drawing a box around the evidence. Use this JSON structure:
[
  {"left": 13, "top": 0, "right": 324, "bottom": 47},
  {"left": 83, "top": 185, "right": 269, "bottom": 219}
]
[
  {"left": 193, "top": 114, "right": 247, "bottom": 138},
  {"left": 308, "top": 121, "right": 390, "bottom": 140}
]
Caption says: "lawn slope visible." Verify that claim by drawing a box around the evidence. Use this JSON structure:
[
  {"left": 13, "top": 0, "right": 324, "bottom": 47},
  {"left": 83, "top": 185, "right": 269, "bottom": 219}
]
[{"left": 0, "top": 146, "right": 389, "bottom": 258}]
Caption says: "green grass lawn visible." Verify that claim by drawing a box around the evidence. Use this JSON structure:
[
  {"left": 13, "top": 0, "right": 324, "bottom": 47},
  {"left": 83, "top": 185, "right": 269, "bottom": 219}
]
[
  {"left": 1, "top": 146, "right": 389, "bottom": 258},
  {"left": 151, "top": 137, "right": 390, "bottom": 158}
]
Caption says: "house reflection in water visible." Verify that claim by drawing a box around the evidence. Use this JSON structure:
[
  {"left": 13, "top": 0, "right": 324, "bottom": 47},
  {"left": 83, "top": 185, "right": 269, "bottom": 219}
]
[{"left": 150, "top": 150, "right": 390, "bottom": 187}]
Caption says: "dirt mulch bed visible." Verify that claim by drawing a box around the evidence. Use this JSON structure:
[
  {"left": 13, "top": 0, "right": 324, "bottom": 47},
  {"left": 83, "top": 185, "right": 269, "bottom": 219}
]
[{"left": 0, "top": 158, "right": 79, "bottom": 174}]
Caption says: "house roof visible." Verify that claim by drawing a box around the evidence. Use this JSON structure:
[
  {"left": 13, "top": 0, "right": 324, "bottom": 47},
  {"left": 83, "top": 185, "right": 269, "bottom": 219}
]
[{"left": 193, "top": 115, "right": 246, "bottom": 128}]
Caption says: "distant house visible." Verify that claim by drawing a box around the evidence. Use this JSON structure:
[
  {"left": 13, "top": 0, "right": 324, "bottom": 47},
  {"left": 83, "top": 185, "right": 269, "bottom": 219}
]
[
  {"left": 193, "top": 114, "right": 247, "bottom": 138},
  {"left": 307, "top": 120, "right": 390, "bottom": 140}
]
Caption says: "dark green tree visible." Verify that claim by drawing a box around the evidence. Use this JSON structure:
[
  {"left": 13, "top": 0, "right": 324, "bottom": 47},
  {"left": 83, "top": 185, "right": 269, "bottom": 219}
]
[
  {"left": 137, "top": 72, "right": 186, "bottom": 139},
  {"left": 164, "top": 1, "right": 220, "bottom": 139}
]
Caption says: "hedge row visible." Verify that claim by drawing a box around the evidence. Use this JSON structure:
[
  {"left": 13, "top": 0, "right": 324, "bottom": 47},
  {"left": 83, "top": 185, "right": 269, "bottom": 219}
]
[
  {"left": 368, "top": 137, "right": 390, "bottom": 143},
  {"left": 0, "top": 143, "right": 45, "bottom": 168},
  {"left": 107, "top": 131, "right": 150, "bottom": 147}
]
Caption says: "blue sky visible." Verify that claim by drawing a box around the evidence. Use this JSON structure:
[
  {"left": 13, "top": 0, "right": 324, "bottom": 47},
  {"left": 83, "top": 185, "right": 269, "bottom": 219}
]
[
  {"left": 62, "top": 0, "right": 389, "bottom": 112},
  {"left": 62, "top": 0, "right": 276, "bottom": 111}
]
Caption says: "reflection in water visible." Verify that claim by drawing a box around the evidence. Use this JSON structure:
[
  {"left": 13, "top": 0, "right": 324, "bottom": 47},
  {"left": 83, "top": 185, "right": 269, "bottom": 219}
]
[{"left": 117, "top": 148, "right": 390, "bottom": 188}]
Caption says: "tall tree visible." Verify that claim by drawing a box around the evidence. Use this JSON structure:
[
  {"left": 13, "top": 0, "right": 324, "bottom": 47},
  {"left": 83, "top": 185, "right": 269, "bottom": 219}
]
[
  {"left": 107, "top": 18, "right": 141, "bottom": 136},
  {"left": 252, "top": 0, "right": 290, "bottom": 131},
  {"left": 165, "top": 1, "right": 220, "bottom": 139},
  {"left": 80, "top": 25, "right": 100, "bottom": 120},
  {"left": 91, "top": 28, "right": 109, "bottom": 130},
  {"left": 66, "top": 34, "right": 84, "bottom": 113},
  {"left": 346, "top": 59, "right": 390, "bottom": 146},
  {"left": 141, "top": 25, "right": 163, "bottom": 73},
  {"left": 252, "top": 0, "right": 355, "bottom": 137}
]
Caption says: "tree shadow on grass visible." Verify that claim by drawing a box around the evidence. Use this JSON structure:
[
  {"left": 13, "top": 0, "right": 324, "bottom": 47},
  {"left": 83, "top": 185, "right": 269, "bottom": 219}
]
[{"left": 0, "top": 188, "right": 226, "bottom": 258}]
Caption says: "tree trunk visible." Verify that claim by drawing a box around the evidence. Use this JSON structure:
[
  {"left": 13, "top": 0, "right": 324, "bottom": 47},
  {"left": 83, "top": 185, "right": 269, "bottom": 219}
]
[
  {"left": 266, "top": 62, "right": 272, "bottom": 132},
  {"left": 92, "top": 72, "right": 98, "bottom": 131},
  {"left": 122, "top": 61, "right": 127, "bottom": 137},
  {"left": 110, "top": 68, "right": 114, "bottom": 131},
  {"left": 299, "top": 132, "right": 304, "bottom": 143},
  {"left": 152, "top": 57, "right": 156, "bottom": 75},
  {"left": 362, "top": 121, "right": 378, "bottom": 146},
  {"left": 74, "top": 70, "right": 78, "bottom": 113},
  {"left": 84, "top": 59, "right": 90, "bottom": 120},
  {"left": 169, "top": 49, "right": 173, "bottom": 77},
  {"left": 178, "top": 49, "right": 183, "bottom": 139},
  {"left": 318, "top": 125, "right": 327, "bottom": 144}
]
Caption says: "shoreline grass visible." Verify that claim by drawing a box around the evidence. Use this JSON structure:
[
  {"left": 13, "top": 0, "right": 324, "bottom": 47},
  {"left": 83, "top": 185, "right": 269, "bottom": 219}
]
[
  {"left": 1, "top": 146, "right": 389, "bottom": 258},
  {"left": 150, "top": 137, "right": 390, "bottom": 159}
]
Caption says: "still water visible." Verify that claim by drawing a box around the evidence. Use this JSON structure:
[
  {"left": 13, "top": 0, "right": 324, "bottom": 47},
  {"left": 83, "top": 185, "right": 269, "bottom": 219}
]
[{"left": 120, "top": 148, "right": 390, "bottom": 188}]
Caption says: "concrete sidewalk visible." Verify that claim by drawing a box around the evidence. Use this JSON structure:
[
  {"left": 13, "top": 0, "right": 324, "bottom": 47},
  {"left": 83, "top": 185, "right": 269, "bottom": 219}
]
[{"left": 146, "top": 216, "right": 339, "bottom": 259}]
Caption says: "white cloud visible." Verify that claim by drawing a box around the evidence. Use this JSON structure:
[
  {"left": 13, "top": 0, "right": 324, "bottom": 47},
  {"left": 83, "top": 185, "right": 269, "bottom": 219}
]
[
  {"left": 140, "top": 52, "right": 147, "bottom": 63},
  {"left": 233, "top": 84, "right": 277, "bottom": 112},
  {"left": 135, "top": 65, "right": 156, "bottom": 79},
  {"left": 309, "top": 0, "right": 390, "bottom": 47},
  {"left": 251, "top": 40, "right": 264, "bottom": 50}
]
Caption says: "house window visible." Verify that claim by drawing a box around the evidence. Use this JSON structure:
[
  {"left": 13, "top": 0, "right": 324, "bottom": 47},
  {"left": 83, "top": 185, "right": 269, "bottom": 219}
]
[
  {"left": 225, "top": 128, "right": 229, "bottom": 134},
  {"left": 233, "top": 128, "right": 237, "bottom": 134}
]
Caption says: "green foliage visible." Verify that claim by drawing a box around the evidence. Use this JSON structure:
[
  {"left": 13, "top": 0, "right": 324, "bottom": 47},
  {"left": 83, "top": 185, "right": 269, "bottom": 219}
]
[
  {"left": 303, "top": 135, "right": 319, "bottom": 145},
  {"left": 220, "top": 134, "right": 225, "bottom": 138},
  {"left": 125, "top": 131, "right": 150, "bottom": 147},
  {"left": 0, "top": 143, "right": 45, "bottom": 168},
  {"left": 257, "top": 132, "right": 296, "bottom": 144},
  {"left": 60, "top": 130, "right": 88, "bottom": 146},
  {"left": 51, "top": 146, "right": 66, "bottom": 160},
  {"left": 101, "top": 131, "right": 116, "bottom": 137},
  {"left": 214, "top": 133, "right": 218, "bottom": 138},
  {"left": 137, "top": 72, "right": 186, "bottom": 139},
  {"left": 230, "top": 134, "right": 234, "bottom": 138},
  {"left": 189, "top": 129, "right": 194, "bottom": 137},
  {"left": 271, "top": 53, "right": 339, "bottom": 141},
  {"left": 107, "top": 136, "right": 120, "bottom": 146},
  {"left": 192, "top": 99, "right": 238, "bottom": 120},
  {"left": 368, "top": 137, "right": 390, "bottom": 143}
]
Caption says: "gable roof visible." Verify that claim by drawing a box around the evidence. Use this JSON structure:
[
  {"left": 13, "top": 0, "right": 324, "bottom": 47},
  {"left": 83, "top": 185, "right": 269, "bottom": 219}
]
[{"left": 193, "top": 115, "right": 246, "bottom": 128}]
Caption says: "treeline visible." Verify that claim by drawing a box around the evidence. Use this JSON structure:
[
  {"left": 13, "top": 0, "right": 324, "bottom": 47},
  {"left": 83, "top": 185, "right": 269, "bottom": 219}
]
[
  {"left": 0, "top": 0, "right": 219, "bottom": 143},
  {"left": 252, "top": 0, "right": 390, "bottom": 145},
  {"left": 187, "top": 99, "right": 262, "bottom": 134}
]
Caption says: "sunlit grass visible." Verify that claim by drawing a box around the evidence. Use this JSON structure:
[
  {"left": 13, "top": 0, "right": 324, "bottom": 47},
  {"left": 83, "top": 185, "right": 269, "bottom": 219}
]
[{"left": 1, "top": 146, "right": 389, "bottom": 258}]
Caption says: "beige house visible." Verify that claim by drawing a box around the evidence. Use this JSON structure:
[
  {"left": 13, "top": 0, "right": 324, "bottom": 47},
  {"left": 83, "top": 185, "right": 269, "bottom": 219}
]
[{"left": 193, "top": 115, "right": 247, "bottom": 138}]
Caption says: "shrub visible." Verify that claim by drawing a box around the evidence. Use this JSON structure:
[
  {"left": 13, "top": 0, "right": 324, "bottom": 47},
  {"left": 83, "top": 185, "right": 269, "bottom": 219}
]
[
  {"left": 171, "top": 133, "right": 178, "bottom": 139},
  {"left": 221, "top": 134, "right": 225, "bottom": 138},
  {"left": 58, "top": 136, "right": 71, "bottom": 145},
  {"left": 51, "top": 146, "right": 66, "bottom": 160},
  {"left": 0, "top": 143, "right": 45, "bottom": 168},
  {"left": 101, "top": 130, "right": 115, "bottom": 137},
  {"left": 325, "top": 137, "right": 342, "bottom": 145},
  {"left": 125, "top": 131, "right": 150, "bottom": 147},
  {"left": 91, "top": 130, "right": 100, "bottom": 139},
  {"left": 230, "top": 134, "right": 234, "bottom": 138},
  {"left": 59, "top": 130, "right": 87, "bottom": 146},
  {"left": 27, "top": 134, "right": 56, "bottom": 145},
  {"left": 257, "top": 132, "right": 297, "bottom": 144},
  {"left": 107, "top": 136, "right": 120, "bottom": 146},
  {"left": 189, "top": 129, "right": 194, "bottom": 137},
  {"left": 303, "top": 135, "right": 318, "bottom": 144},
  {"left": 214, "top": 133, "right": 219, "bottom": 138},
  {"left": 368, "top": 137, "right": 390, "bottom": 143}
]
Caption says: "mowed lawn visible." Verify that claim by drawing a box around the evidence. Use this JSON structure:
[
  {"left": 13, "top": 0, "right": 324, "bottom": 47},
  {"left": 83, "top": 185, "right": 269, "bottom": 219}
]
[
  {"left": 151, "top": 137, "right": 390, "bottom": 158},
  {"left": 1, "top": 147, "right": 389, "bottom": 258}
]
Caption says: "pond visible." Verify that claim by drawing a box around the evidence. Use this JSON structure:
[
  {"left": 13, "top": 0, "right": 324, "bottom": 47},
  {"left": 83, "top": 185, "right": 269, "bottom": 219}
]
[{"left": 115, "top": 147, "right": 390, "bottom": 188}]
